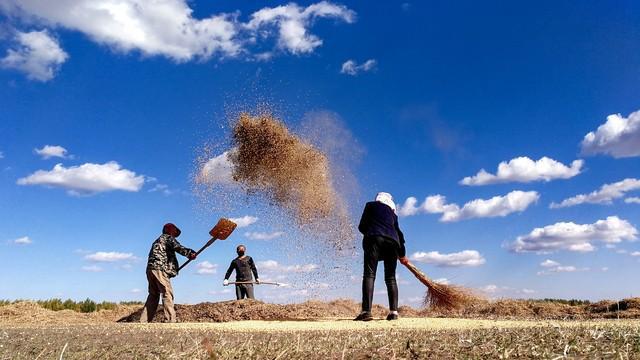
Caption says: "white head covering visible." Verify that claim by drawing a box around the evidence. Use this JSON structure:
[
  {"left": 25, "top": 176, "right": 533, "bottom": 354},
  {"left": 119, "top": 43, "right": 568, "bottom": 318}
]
[{"left": 375, "top": 192, "right": 396, "bottom": 213}]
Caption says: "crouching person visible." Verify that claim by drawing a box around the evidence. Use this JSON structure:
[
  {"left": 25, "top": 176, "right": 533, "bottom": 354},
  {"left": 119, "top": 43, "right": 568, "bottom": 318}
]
[{"left": 140, "top": 223, "right": 196, "bottom": 323}]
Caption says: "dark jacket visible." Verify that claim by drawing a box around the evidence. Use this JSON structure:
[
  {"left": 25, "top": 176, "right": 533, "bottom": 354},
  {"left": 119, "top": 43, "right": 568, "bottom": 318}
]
[
  {"left": 358, "top": 201, "right": 406, "bottom": 257},
  {"left": 224, "top": 256, "right": 259, "bottom": 282},
  {"left": 146, "top": 234, "right": 196, "bottom": 278}
]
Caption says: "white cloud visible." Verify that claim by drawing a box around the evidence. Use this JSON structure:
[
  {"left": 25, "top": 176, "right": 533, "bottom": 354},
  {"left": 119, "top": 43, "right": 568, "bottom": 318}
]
[
  {"left": 0, "top": 151, "right": 4, "bottom": 159},
  {"left": 245, "top": 231, "right": 284, "bottom": 240},
  {"left": 521, "top": 289, "right": 536, "bottom": 294},
  {"left": 198, "top": 151, "right": 234, "bottom": 185},
  {"left": 130, "top": 288, "right": 142, "bottom": 293},
  {"left": 246, "top": 2, "right": 355, "bottom": 54},
  {"left": 195, "top": 261, "right": 218, "bottom": 275},
  {"left": 10, "top": 236, "right": 32, "bottom": 245},
  {"left": 460, "top": 157, "right": 583, "bottom": 186},
  {"left": 229, "top": 215, "right": 258, "bottom": 228},
  {"left": 17, "top": 161, "right": 145, "bottom": 195},
  {"left": 1, "top": 30, "right": 68, "bottom": 81},
  {"left": 85, "top": 251, "right": 136, "bottom": 262},
  {"left": 34, "top": 145, "right": 69, "bottom": 159},
  {"left": 537, "top": 260, "right": 588, "bottom": 276},
  {"left": 410, "top": 250, "right": 486, "bottom": 267},
  {"left": 601, "top": 267, "right": 609, "bottom": 272},
  {"left": 581, "top": 109, "right": 640, "bottom": 158},
  {"left": 630, "top": 251, "right": 640, "bottom": 257},
  {"left": 257, "top": 260, "right": 318, "bottom": 273},
  {"left": 551, "top": 178, "right": 640, "bottom": 208},
  {"left": 433, "top": 278, "right": 450, "bottom": 285},
  {"left": 1, "top": 1, "right": 354, "bottom": 63},
  {"left": 340, "top": 59, "right": 376, "bottom": 75},
  {"left": 148, "top": 183, "right": 172, "bottom": 196},
  {"left": 398, "top": 190, "right": 539, "bottom": 222},
  {"left": 626, "top": 197, "right": 640, "bottom": 204},
  {"left": 508, "top": 216, "right": 638, "bottom": 254},
  {"left": 540, "top": 259, "right": 559, "bottom": 268},
  {"left": 82, "top": 265, "right": 103, "bottom": 272},
  {"left": 537, "top": 259, "right": 587, "bottom": 275}
]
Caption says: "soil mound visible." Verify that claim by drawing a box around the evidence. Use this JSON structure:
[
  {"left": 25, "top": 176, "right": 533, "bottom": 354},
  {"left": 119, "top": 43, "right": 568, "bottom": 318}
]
[{"left": 119, "top": 299, "right": 413, "bottom": 322}]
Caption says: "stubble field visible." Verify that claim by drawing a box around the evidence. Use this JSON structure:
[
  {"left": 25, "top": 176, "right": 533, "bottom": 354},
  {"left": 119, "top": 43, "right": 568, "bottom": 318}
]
[{"left": 3, "top": 300, "right": 640, "bottom": 359}]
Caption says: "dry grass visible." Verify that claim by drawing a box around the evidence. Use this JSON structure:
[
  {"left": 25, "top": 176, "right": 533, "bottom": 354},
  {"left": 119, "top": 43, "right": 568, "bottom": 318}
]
[{"left": 2, "top": 321, "right": 640, "bottom": 359}]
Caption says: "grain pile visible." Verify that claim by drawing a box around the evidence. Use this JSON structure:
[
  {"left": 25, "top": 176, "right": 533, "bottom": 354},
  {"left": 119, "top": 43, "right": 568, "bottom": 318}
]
[
  {"left": 118, "top": 299, "right": 403, "bottom": 323},
  {"left": 228, "top": 113, "right": 354, "bottom": 250},
  {"left": 0, "top": 302, "right": 139, "bottom": 325}
]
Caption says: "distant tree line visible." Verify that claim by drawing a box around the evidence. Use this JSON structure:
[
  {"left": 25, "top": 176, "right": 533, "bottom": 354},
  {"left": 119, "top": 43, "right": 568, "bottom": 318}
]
[{"left": 0, "top": 298, "right": 143, "bottom": 313}]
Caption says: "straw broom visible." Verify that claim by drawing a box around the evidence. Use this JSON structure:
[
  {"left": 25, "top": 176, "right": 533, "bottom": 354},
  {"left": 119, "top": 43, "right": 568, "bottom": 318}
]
[{"left": 402, "top": 260, "right": 477, "bottom": 309}]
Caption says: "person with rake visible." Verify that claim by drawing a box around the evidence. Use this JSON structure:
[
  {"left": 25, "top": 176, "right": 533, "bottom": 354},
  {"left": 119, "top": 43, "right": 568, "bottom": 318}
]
[
  {"left": 140, "top": 223, "right": 197, "bottom": 323},
  {"left": 354, "top": 192, "right": 409, "bottom": 321},
  {"left": 223, "top": 244, "right": 260, "bottom": 300}
]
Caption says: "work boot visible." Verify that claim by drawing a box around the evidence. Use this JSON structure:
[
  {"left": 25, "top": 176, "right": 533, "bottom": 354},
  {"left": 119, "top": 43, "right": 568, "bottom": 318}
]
[
  {"left": 386, "top": 311, "right": 399, "bottom": 321},
  {"left": 353, "top": 311, "right": 373, "bottom": 321}
]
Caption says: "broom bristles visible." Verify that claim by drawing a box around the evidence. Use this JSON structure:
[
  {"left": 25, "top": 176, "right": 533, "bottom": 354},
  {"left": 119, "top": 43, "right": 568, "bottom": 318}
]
[{"left": 403, "top": 261, "right": 478, "bottom": 310}]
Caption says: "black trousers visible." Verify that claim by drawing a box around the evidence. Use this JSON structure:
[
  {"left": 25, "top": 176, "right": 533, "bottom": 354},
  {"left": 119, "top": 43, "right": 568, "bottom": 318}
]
[
  {"left": 235, "top": 284, "right": 255, "bottom": 300},
  {"left": 361, "top": 235, "right": 399, "bottom": 312}
]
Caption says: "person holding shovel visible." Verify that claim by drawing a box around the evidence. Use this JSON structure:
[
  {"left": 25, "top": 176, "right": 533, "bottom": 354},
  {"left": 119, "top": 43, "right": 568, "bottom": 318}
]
[
  {"left": 223, "top": 245, "right": 260, "bottom": 300},
  {"left": 140, "top": 223, "right": 196, "bottom": 323},
  {"left": 354, "top": 192, "right": 409, "bottom": 321}
]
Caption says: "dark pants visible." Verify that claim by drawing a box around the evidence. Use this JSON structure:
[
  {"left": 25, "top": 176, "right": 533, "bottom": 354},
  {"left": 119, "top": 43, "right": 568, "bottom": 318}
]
[
  {"left": 361, "top": 235, "right": 399, "bottom": 313},
  {"left": 235, "top": 283, "right": 255, "bottom": 300}
]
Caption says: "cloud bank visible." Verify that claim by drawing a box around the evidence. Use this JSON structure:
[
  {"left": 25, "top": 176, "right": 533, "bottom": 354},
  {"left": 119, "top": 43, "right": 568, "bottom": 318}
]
[
  {"left": 398, "top": 190, "right": 539, "bottom": 222},
  {"left": 551, "top": 178, "right": 640, "bottom": 208},
  {"left": 410, "top": 250, "right": 486, "bottom": 267},
  {"left": 17, "top": 161, "right": 145, "bottom": 195},
  {"left": 581, "top": 109, "right": 640, "bottom": 158},
  {"left": 460, "top": 157, "right": 583, "bottom": 186},
  {"left": 1, "top": 30, "right": 68, "bottom": 81},
  {"left": 0, "top": 1, "right": 354, "bottom": 63},
  {"left": 508, "top": 216, "right": 638, "bottom": 253}
]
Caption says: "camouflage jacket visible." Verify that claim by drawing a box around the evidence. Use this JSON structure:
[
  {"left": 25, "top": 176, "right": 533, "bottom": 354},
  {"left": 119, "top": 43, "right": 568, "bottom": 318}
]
[{"left": 146, "top": 234, "right": 195, "bottom": 278}]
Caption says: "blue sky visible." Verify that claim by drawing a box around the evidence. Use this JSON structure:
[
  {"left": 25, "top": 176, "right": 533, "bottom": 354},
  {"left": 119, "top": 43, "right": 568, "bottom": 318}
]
[{"left": 1, "top": 1, "right": 640, "bottom": 305}]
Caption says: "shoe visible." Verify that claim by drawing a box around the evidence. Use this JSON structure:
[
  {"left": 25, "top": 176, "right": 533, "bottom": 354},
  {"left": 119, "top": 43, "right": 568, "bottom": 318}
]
[
  {"left": 386, "top": 312, "right": 399, "bottom": 321},
  {"left": 353, "top": 312, "right": 373, "bottom": 321}
]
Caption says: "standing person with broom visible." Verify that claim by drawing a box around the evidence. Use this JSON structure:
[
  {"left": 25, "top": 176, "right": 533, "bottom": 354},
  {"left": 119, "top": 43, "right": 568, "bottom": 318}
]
[
  {"left": 354, "top": 192, "right": 409, "bottom": 321},
  {"left": 140, "top": 223, "right": 197, "bottom": 323}
]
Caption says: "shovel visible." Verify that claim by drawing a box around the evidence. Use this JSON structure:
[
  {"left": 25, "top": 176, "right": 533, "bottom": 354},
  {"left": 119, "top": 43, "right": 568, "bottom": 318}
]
[{"left": 178, "top": 218, "right": 237, "bottom": 271}]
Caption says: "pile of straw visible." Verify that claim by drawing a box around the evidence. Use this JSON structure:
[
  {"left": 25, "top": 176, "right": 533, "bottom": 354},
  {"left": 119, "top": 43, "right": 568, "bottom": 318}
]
[{"left": 403, "top": 261, "right": 479, "bottom": 310}]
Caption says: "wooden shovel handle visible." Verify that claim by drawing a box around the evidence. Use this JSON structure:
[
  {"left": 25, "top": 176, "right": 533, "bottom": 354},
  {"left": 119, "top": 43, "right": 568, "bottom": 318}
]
[{"left": 178, "top": 238, "right": 216, "bottom": 271}]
